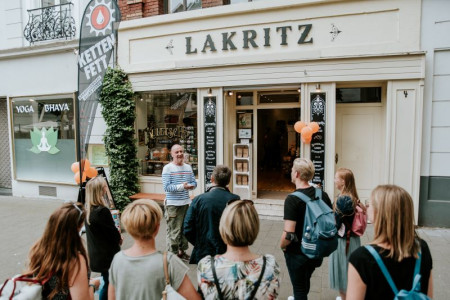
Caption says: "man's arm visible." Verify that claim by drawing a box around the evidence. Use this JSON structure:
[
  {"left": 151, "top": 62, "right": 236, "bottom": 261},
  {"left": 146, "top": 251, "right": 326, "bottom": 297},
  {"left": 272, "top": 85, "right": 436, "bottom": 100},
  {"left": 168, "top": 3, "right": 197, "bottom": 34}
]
[
  {"left": 162, "top": 167, "right": 184, "bottom": 192},
  {"left": 280, "top": 220, "right": 296, "bottom": 250},
  {"left": 183, "top": 198, "right": 197, "bottom": 245},
  {"left": 187, "top": 166, "right": 197, "bottom": 189}
]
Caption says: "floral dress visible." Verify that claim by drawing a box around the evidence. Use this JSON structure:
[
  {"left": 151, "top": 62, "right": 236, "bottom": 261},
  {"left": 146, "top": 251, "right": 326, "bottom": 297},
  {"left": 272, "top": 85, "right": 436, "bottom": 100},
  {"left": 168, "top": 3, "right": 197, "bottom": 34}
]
[{"left": 197, "top": 254, "right": 280, "bottom": 300}]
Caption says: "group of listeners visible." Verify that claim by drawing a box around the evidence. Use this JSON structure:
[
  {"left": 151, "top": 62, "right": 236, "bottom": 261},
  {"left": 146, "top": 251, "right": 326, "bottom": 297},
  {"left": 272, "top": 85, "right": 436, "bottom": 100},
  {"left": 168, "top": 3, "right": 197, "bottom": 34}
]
[{"left": 19, "top": 144, "right": 432, "bottom": 300}]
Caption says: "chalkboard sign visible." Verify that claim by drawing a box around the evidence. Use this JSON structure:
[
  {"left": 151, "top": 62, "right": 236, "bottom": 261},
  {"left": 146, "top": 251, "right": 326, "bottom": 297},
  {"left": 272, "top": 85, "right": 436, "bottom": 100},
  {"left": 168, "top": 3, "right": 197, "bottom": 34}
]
[
  {"left": 310, "top": 93, "right": 326, "bottom": 187},
  {"left": 204, "top": 96, "right": 217, "bottom": 187}
]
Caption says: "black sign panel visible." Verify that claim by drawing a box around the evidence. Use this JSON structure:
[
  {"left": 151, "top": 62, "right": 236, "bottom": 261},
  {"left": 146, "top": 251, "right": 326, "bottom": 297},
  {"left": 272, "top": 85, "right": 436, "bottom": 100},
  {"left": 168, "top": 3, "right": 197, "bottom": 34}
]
[
  {"left": 77, "top": 0, "right": 120, "bottom": 160},
  {"left": 204, "top": 97, "right": 217, "bottom": 187},
  {"left": 310, "top": 93, "right": 326, "bottom": 187}
]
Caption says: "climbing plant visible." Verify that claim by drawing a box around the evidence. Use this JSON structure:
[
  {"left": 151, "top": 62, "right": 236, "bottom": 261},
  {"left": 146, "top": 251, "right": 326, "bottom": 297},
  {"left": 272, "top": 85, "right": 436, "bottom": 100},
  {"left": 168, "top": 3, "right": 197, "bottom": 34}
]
[{"left": 99, "top": 67, "right": 139, "bottom": 210}]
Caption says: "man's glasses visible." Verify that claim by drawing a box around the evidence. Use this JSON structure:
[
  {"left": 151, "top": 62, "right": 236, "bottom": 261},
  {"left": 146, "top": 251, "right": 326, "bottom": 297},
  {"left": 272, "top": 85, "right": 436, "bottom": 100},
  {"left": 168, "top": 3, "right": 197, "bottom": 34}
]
[
  {"left": 72, "top": 202, "right": 83, "bottom": 222},
  {"left": 227, "top": 199, "right": 254, "bottom": 206}
]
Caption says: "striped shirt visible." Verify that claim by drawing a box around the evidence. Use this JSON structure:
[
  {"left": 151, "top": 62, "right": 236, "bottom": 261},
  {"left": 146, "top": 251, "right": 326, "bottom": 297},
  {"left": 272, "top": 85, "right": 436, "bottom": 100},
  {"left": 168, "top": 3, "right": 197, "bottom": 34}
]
[{"left": 162, "top": 162, "right": 197, "bottom": 206}]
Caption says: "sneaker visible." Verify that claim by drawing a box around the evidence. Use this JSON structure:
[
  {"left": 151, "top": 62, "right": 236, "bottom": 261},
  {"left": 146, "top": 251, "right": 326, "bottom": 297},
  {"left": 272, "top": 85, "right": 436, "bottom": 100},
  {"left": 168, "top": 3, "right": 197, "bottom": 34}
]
[
  {"left": 336, "top": 297, "right": 342, "bottom": 300},
  {"left": 177, "top": 251, "right": 190, "bottom": 262},
  {"left": 287, "top": 297, "right": 295, "bottom": 300}
]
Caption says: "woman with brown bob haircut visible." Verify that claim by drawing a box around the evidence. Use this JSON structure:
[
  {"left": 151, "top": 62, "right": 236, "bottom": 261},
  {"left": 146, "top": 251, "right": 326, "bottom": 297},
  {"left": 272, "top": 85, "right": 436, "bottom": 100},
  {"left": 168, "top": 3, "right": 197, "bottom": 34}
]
[
  {"left": 197, "top": 200, "right": 280, "bottom": 299},
  {"left": 26, "top": 202, "right": 96, "bottom": 299},
  {"left": 347, "top": 185, "right": 433, "bottom": 299}
]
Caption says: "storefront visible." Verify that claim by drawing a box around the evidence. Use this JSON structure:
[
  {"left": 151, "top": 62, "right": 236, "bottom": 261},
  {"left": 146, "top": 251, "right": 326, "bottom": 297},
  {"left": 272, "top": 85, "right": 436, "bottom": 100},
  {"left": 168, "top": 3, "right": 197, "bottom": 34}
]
[{"left": 118, "top": 0, "right": 424, "bottom": 219}]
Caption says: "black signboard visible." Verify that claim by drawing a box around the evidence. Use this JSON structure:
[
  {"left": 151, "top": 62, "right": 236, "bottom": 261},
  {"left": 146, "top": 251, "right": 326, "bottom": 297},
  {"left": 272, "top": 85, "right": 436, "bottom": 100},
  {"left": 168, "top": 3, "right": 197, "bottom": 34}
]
[
  {"left": 76, "top": 0, "right": 120, "bottom": 161},
  {"left": 310, "top": 93, "right": 326, "bottom": 187},
  {"left": 204, "top": 96, "right": 217, "bottom": 187}
]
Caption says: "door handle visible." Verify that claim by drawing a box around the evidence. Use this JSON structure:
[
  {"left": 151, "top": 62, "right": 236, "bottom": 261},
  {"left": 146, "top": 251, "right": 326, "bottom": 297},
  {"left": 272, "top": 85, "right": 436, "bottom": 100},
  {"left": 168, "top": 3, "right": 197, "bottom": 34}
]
[{"left": 335, "top": 153, "right": 338, "bottom": 164}]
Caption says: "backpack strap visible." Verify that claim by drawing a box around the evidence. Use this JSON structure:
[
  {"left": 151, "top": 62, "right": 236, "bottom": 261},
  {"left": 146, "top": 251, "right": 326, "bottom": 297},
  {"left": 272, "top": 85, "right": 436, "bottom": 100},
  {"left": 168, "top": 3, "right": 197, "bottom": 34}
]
[
  {"left": 290, "top": 191, "right": 312, "bottom": 204},
  {"left": 364, "top": 245, "right": 399, "bottom": 295},
  {"left": 210, "top": 255, "right": 225, "bottom": 300},
  {"left": 162, "top": 252, "right": 170, "bottom": 285},
  {"left": 249, "top": 256, "right": 267, "bottom": 300}
]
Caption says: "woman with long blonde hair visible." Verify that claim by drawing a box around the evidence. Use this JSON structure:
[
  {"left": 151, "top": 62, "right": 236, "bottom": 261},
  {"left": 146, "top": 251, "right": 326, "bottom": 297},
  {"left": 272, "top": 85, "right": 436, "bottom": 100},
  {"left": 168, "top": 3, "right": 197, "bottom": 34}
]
[
  {"left": 347, "top": 185, "right": 433, "bottom": 299},
  {"left": 26, "top": 202, "right": 95, "bottom": 299},
  {"left": 329, "top": 168, "right": 365, "bottom": 300},
  {"left": 85, "top": 176, "right": 122, "bottom": 300}
]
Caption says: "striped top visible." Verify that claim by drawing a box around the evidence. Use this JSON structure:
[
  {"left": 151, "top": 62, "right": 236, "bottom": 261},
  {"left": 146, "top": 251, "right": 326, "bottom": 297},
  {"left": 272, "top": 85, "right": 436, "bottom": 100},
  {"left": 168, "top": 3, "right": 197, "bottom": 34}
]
[{"left": 162, "top": 162, "right": 197, "bottom": 206}]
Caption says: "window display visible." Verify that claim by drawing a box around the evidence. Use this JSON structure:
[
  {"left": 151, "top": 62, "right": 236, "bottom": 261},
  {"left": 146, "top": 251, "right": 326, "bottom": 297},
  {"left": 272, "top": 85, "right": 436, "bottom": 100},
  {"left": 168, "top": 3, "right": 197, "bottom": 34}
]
[
  {"left": 137, "top": 91, "right": 198, "bottom": 177},
  {"left": 11, "top": 94, "right": 76, "bottom": 183}
]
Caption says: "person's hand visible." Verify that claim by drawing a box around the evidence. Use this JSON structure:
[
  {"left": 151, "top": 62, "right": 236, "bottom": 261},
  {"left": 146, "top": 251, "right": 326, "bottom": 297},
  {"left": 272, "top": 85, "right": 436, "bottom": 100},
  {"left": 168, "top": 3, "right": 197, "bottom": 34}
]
[
  {"left": 183, "top": 182, "right": 194, "bottom": 190},
  {"left": 89, "top": 277, "right": 100, "bottom": 290}
]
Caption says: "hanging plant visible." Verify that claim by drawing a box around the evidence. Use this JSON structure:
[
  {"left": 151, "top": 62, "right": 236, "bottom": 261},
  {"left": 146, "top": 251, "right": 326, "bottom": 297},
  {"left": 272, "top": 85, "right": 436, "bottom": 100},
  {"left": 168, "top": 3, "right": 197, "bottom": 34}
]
[{"left": 99, "top": 67, "right": 139, "bottom": 210}]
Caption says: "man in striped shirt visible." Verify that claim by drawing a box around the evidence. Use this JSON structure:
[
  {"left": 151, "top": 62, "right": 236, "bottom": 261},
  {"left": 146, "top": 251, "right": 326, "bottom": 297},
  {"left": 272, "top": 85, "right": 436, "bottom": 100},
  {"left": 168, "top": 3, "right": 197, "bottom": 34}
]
[{"left": 162, "top": 144, "right": 197, "bottom": 261}]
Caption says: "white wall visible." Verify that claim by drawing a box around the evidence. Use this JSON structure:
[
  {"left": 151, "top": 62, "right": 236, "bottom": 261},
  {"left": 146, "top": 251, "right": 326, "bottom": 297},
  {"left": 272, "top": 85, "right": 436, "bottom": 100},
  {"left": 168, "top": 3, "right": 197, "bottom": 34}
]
[{"left": 420, "top": 0, "right": 450, "bottom": 177}]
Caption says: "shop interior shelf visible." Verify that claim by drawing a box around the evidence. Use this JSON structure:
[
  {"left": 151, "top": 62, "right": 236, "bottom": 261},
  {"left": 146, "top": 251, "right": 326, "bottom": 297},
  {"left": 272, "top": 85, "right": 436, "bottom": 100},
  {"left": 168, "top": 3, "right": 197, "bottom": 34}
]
[{"left": 145, "top": 160, "right": 198, "bottom": 164}]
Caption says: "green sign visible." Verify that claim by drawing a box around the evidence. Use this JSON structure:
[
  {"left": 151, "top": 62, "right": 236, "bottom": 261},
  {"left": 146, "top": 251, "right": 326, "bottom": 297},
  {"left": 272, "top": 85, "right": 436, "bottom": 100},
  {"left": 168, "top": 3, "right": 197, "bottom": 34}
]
[{"left": 29, "top": 127, "right": 60, "bottom": 154}]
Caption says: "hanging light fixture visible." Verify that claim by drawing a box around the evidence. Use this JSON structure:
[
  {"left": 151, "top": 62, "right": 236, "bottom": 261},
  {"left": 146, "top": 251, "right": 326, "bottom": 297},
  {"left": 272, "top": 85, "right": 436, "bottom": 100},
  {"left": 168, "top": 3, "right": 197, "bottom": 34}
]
[
  {"left": 297, "top": 86, "right": 301, "bottom": 93},
  {"left": 315, "top": 84, "right": 321, "bottom": 92},
  {"left": 227, "top": 91, "right": 234, "bottom": 96},
  {"left": 207, "top": 88, "right": 212, "bottom": 97}
]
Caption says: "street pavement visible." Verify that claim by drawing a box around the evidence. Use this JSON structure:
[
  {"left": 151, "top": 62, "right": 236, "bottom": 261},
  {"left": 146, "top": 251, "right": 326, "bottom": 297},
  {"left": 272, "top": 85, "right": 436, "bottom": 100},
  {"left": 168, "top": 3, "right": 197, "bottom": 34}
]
[{"left": 0, "top": 195, "right": 448, "bottom": 299}]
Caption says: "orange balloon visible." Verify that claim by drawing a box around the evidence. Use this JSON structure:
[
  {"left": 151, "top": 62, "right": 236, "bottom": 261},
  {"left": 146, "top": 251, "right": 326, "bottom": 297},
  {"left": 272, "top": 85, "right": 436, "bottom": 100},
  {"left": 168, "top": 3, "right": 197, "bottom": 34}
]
[
  {"left": 294, "top": 121, "right": 306, "bottom": 133},
  {"left": 86, "top": 167, "right": 98, "bottom": 178},
  {"left": 309, "top": 122, "right": 320, "bottom": 133},
  {"left": 74, "top": 172, "right": 87, "bottom": 184},
  {"left": 302, "top": 135, "right": 312, "bottom": 144},
  {"left": 71, "top": 162, "right": 79, "bottom": 173},
  {"left": 301, "top": 126, "right": 313, "bottom": 139},
  {"left": 80, "top": 159, "right": 90, "bottom": 171}
]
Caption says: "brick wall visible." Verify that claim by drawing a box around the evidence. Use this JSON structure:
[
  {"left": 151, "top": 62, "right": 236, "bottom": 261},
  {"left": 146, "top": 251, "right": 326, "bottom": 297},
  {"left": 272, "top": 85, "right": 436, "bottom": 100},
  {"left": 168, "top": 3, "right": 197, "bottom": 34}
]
[
  {"left": 118, "top": 0, "right": 164, "bottom": 21},
  {"left": 202, "top": 0, "right": 228, "bottom": 9},
  {"left": 118, "top": 0, "right": 229, "bottom": 20}
]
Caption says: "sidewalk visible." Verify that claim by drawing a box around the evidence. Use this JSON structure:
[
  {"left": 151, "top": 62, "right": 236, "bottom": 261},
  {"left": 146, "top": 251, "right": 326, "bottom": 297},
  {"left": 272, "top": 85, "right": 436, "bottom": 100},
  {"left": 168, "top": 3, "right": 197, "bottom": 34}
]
[{"left": 0, "top": 195, "right": 448, "bottom": 299}]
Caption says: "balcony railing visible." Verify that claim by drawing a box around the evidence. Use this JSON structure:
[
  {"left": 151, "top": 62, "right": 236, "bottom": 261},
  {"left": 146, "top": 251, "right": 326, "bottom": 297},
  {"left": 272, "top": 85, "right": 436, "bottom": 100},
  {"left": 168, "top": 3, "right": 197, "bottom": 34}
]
[{"left": 24, "top": 3, "right": 76, "bottom": 44}]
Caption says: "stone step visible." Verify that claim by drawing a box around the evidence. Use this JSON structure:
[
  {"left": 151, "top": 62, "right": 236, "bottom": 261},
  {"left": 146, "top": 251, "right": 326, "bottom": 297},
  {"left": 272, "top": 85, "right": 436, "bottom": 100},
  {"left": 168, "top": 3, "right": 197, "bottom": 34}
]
[{"left": 254, "top": 199, "right": 284, "bottom": 221}]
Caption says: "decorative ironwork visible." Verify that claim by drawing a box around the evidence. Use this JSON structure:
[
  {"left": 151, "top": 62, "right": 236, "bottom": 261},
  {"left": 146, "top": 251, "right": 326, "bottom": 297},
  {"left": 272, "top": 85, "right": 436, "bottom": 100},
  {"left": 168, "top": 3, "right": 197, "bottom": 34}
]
[
  {"left": 24, "top": 3, "right": 76, "bottom": 44},
  {"left": 330, "top": 23, "right": 342, "bottom": 42}
]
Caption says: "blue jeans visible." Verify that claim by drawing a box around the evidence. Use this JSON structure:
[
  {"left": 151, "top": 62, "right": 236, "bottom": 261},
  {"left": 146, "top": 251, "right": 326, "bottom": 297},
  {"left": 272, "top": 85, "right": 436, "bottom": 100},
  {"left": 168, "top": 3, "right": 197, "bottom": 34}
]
[
  {"left": 284, "top": 252, "right": 323, "bottom": 300},
  {"left": 99, "top": 271, "right": 109, "bottom": 300}
]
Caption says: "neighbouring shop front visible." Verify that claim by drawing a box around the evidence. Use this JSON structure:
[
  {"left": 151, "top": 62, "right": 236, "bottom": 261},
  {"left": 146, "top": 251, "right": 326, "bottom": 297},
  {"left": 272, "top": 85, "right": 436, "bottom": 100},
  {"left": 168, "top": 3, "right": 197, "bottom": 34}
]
[{"left": 119, "top": 0, "right": 425, "bottom": 220}]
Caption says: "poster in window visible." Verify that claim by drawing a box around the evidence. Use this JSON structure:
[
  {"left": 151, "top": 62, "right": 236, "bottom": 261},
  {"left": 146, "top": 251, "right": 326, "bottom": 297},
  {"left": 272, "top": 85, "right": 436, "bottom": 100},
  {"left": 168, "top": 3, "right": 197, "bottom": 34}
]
[{"left": 238, "top": 113, "right": 252, "bottom": 129}]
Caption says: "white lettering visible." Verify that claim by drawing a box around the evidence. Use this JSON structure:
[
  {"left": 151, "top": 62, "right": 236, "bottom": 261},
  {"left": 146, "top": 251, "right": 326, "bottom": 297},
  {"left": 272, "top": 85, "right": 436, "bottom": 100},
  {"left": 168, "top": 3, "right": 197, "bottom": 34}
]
[
  {"left": 15, "top": 105, "right": 35, "bottom": 113},
  {"left": 44, "top": 103, "right": 70, "bottom": 112}
]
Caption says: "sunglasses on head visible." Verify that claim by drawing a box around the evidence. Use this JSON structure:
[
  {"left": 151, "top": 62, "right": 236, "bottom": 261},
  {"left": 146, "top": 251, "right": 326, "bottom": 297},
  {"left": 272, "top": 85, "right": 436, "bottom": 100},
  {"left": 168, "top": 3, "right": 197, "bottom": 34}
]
[
  {"left": 227, "top": 199, "right": 254, "bottom": 206},
  {"left": 72, "top": 202, "right": 83, "bottom": 222}
]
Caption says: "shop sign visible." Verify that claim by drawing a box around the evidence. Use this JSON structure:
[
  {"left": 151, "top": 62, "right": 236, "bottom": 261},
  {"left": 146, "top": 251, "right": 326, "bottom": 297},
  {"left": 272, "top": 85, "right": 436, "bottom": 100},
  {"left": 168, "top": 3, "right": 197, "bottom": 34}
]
[
  {"left": 147, "top": 126, "right": 190, "bottom": 140},
  {"left": 185, "top": 24, "right": 313, "bottom": 54},
  {"left": 29, "top": 127, "right": 60, "bottom": 154},
  {"left": 310, "top": 93, "right": 326, "bottom": 187},
  {"left": 15, "top": 105, "right": 35, "bottom": 113},
  {"left": 204, "top": 96, "right": 217, "bottom": 187},
  {"left": 77, "top": 0, "right": 120, "bottom": 159}
]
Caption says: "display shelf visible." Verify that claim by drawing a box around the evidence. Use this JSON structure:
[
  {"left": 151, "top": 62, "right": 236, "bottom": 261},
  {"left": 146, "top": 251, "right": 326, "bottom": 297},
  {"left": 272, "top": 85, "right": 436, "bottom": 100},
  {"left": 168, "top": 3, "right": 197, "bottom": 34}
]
[
  {"left": 145, "top": 160, "right": 198, "bottom": 164},
  {"left": 232, "top": 143, "right": 252, "bottom": 199}
]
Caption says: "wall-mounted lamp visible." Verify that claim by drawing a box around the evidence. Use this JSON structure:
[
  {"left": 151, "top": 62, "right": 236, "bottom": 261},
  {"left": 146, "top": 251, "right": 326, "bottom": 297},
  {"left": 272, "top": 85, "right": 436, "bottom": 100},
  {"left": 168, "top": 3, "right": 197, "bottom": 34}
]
[
  {"left": 297, "top": 86, "right": 301, "bottom": 93},
  {"left": 207, "top": 88, "right": 212, "bottom": 97},
  {"left": 227, "top": 91, "right": 234, "bottom": 96},
  {"left": 315, "top": 84, "right": 321, "bottom": 93}
]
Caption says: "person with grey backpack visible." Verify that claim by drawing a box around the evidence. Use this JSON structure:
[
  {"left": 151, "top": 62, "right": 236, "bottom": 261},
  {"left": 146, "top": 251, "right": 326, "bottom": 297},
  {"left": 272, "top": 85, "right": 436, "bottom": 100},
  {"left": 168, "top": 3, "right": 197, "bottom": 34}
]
[
  {"left": 347, "top": 185, "right": 433, "bottom": 299},
  {"left": 280, "top": 158, "right": 334, "bottom": 300}
]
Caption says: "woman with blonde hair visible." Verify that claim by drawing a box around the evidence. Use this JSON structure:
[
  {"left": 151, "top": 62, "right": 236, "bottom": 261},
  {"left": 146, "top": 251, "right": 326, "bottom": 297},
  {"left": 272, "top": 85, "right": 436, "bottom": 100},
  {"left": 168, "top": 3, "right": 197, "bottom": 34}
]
[
  {"left": 347, "top": 185, "right": 433, "bottom": 299},
  {"left": 197, "top": 200, "right": 280, "bottom": 299},
  {"left": 329, "top": 168, "right": 365, "bottom": 300},
  {"left": 26, "top": 202, "right": 96, "bottom": 299},
  {"left": 85, "top": 176, "right": 121, "bottom": 300},
  {"left": 108, "top": 199, "right": 200, "bottom": 300}
]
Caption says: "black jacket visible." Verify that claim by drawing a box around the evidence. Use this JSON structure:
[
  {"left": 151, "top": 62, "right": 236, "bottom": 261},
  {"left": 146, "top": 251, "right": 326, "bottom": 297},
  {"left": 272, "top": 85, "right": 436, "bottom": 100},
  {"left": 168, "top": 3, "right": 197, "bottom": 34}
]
[
  {"left": 183, "top": 186, "right": 240, "bottom": 264},
  {"left": 85, "top": 206, "right": 121, "bottom": 272}
]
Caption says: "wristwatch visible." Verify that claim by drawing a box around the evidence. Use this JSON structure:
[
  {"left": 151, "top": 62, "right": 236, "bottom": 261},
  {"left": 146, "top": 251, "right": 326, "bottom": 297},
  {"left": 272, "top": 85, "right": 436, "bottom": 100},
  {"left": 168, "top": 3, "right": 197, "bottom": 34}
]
[{"left": 285, "top": 232, "right": 298, "bottom": 242}]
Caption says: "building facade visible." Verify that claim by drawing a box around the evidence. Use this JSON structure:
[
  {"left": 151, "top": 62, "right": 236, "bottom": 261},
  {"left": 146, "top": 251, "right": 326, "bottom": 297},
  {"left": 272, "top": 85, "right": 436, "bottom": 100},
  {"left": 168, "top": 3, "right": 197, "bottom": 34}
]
[
  {"left": 0, "top": 0, "right": 108, "bottom": 200},
  {"left": 419, "top": 0, "right": 450, "bottom": 227},
  {"left": 117, "top": 0, "right": 429, "bottom": 221}
]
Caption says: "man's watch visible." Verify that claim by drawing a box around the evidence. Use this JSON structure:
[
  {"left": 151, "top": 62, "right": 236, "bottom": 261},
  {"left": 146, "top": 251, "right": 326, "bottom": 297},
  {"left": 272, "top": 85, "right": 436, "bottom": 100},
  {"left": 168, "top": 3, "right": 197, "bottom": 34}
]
[{"left": 285, "top": 232, "right": 298, "bottom": 242}]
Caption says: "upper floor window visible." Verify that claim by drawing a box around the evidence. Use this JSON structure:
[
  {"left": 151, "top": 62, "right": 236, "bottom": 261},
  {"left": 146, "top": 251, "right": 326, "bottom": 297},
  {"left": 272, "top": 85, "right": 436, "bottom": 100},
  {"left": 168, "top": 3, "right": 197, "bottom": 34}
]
[
  {"left": 166, "top": 0, "right": 202, "bottom": 13},
  {"left": 24, "top": 1, "right": 75, "bottom": 44},
  {"left": 229, "top": 0, "right": 265, "bottom": 3}
]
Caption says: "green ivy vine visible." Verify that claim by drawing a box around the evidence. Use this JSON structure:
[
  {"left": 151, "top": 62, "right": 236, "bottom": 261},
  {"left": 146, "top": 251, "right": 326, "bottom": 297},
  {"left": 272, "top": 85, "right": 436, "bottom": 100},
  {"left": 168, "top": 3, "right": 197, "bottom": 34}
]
[{"left": 99, "top": 67, "right": 139, "bottom": 210}]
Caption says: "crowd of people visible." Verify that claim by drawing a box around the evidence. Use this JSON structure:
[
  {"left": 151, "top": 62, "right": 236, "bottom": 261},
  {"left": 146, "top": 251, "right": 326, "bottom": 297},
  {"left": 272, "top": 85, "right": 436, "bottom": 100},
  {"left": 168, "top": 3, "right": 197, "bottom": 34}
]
[{"left": 7, "top": 144, "right": 433, "bottom": 300}]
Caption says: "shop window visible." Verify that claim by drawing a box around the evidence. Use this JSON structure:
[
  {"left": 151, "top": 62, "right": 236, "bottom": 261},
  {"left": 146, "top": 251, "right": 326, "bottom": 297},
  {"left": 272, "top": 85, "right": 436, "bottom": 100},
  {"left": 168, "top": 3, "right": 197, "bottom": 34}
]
[
  {"left": 336, "top": 87, "right": 382, "bottom": 103},
  {"left": 166, "top": 0, "right": 202, "bottom": 13},
  {"left": 236, "top": 92, "right": 253, "bottom": 106},
  {"left": 11, "top": 95, "right": 76, "bottom": 183},
  {"left": 229, "top": 0, "right": 265, "bottom": 3},
  {"left": 137, "top": 91, "right": 198, "bottom": 177}
]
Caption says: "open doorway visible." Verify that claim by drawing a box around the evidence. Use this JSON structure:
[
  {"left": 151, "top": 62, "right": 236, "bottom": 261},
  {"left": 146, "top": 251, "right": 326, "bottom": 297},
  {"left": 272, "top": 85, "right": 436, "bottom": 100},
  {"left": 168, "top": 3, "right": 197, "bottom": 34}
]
[{"left": 257, "top": 109, "right": 300, "bottom": 199}]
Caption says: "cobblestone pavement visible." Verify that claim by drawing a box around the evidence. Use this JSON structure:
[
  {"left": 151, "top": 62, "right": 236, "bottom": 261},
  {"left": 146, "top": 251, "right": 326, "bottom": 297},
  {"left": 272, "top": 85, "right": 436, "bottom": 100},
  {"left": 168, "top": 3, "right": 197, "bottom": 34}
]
[{"left": 0, "top": 195, "right": 448, "bottom": 299}]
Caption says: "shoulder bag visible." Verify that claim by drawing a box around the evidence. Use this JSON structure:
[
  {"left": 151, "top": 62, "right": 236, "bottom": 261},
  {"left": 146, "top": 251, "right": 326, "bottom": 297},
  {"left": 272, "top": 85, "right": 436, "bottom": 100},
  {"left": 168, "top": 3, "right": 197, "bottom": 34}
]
[{"left": 161, "top": 252, "right": 186, "bottom": 300}]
